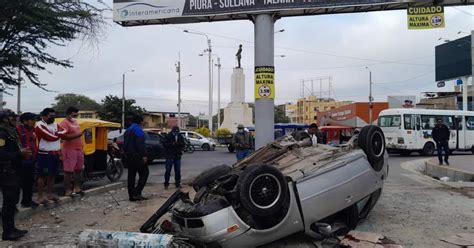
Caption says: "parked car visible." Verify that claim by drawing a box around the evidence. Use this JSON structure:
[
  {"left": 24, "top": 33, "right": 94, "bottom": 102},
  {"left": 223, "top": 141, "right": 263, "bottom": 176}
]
[
  {"left": 141, "top": 125, "right": 388, "bottom": 247},
  {"left": 180, "top": 131, "right": 216, "bottom": 151},
  {"left": 108, "top": 129, "right": 167, "bottom": 164}
]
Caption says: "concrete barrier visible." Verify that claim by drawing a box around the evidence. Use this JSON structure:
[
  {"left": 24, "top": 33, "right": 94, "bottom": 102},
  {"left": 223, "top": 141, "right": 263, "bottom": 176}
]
[{"left": 425, "top": 160, "right": 474, "bottom": 183}]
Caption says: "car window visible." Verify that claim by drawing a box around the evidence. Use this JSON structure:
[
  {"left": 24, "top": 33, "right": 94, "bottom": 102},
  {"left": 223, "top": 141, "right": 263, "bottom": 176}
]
[
  {"left": 421, "top": 115, "right": 454, "bottom": 130},
  {"left": 147, "top": 132, "right": 162, "bottom": 141},
  {"left": 404, "top": 114, "right": 414, "bottom": 130},
  {"left": 188, "top": 133, "right": 200, "bottom": 139}
]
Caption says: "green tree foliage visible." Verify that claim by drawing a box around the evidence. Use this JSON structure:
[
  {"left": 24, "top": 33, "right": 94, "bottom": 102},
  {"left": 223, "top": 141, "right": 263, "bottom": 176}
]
[
  {"left": 52, "top": 93, "right": 101, "bottom": 113},
  {"left": 98, "top": 95, "right": 146, "bottom": 125},
  {"left": 217, "top": 128, "right": 231, "bottom": 137},
  {"left": 194, "top": 127, "right": 210, "bottom": 137},
  {"left": 0, "top": 0, "right": 106, "bottom": 88},
  {"left": 274, "top": 105, "right": 290, "bottom": 123}
]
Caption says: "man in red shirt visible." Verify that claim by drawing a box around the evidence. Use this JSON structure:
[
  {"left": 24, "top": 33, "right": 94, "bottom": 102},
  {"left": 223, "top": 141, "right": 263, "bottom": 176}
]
[
  {"left": 59, "top": 107, "right": 84, "bottom": 196},
  {"left": 16, "top": 113, "right": 38, "bottom": 208}
]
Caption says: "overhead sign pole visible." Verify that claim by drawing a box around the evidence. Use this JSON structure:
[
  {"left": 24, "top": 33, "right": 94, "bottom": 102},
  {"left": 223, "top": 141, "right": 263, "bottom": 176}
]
[{"left": 254, "top": 14, "right": 275, "bottom": 149}]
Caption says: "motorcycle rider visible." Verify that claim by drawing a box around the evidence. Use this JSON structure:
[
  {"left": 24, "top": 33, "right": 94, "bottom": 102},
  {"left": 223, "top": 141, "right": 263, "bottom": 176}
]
[{"left": 0, "top": 109, "right": 29, "bottom": 240}]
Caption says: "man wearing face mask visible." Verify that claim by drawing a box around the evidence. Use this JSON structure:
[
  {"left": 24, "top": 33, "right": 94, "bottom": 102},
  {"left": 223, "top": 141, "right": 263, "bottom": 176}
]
[
  {"left": 163, "top": 126, "right": 185, "bottom": 189},
  {"left": 0, "top": 109, "right": 29, "bottom": 240},
  {"left": 59, "top": 107, "right": 85, "bottom": 196},
  {"left": 35, "top": 108, "right": 65, "bottom": 204},
  {"left": 232, "top": 124, "right": 252, "bottom": 162}
]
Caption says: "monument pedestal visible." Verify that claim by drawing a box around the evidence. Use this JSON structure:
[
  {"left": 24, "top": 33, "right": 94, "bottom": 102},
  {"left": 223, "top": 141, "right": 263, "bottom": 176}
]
[{"left": 221, "top": 68, "right": 253, "bottom": 132}]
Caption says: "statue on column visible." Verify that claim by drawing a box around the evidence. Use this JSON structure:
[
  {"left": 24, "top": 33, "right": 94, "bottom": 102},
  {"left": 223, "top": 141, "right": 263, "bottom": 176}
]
[{"left": 235, "top": 44, "right": 242, "bottom": 68}]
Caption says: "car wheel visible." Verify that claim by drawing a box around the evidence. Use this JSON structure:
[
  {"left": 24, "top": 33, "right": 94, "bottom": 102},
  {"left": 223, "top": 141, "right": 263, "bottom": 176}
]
[
  {"left": 237, "top": 165, "right": 289, "bottom": 217},
  {"left": 421, "top": 142, "right": 435, "bottom": 156},
  {"left": 192, "top": 164, "right": 232, "bottom": 192},
  {"left": 202, "top": 143, "right": 211, "bottom": 151},
  {"left": 228, "top": 144, "right": 235, "bottom": 153},
  {"left": 358, "top": 125, "right": 386, "bottom": 172},
  {"left": 140, "top": 190, "right": 184, "bottom": 233}
]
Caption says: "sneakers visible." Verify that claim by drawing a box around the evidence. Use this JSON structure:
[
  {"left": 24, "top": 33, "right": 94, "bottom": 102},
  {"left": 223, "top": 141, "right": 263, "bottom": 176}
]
[
  {"left": 129, "top": 195, "right": 149, "bottom": 202},
  {"left": 445, "top": 160, "right": 450, "bottom": 166},
  {"left": 439, "top": 161, "right": 443, "bottom": 166},
  {"left": 164, "top": 184, "right": 169, "bottom": 190}
]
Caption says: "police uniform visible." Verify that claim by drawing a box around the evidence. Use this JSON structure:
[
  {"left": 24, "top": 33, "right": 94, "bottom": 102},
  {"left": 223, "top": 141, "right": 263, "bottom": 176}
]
[{"left": 0, "top": 110, "right": 27, "bottom": 240}]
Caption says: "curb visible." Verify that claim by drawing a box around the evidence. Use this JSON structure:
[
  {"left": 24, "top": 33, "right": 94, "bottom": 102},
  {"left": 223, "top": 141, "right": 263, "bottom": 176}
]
[
  {"left": 13, "top": 182, "right": 124, "bottom": 220},
  {"left": 425, "top": 159, "right": 474, "bottom": 188}
]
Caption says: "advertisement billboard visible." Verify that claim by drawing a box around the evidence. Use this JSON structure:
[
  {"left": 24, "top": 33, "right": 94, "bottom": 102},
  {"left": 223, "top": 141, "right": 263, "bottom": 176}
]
[
  {"left": 388, "top": 95, "right": 416, "bottom": 109},
  {"left": 407, "top": 6, "right": 444, "bottom": 30},
  {"left": 435, "top": 35, "right": 472, "bottom": 82},
  {"left": 113, "top": 0, "right": 469, "bottom": 25}
]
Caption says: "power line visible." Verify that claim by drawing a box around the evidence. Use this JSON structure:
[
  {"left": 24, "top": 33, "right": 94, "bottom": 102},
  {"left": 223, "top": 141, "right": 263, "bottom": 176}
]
[
  {"left": 375, "top": 69, "right": 434, "bottom": 85},
  {"left": 452, "top": 7, "right": 474, "bottom": 16}
]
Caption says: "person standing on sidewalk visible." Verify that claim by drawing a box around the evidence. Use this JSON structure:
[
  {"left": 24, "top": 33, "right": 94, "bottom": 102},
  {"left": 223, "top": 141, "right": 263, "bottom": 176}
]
[
  {"left": 432, "top": 118, "right": 450, "bottom": 166},
  {"left": 164, "top": 126, "right": 185, "bottom": 189},
  {"left": 123, "top": 115, "right": 149, "bottom": 201},
  {"left": 16, "top": 112, "right": 39, "bottom": 208},
  {"left": 232, "top": 124, "right": 253, "bottom": 162},
  {"left": 35, "top": 108, "right": 64, "bottom": 204},
  {"left": 0, "top": 109, "right": 29, "bottom": 241},
  {"left": 59, "top": 107, "right": 85, "bottom": 196}
]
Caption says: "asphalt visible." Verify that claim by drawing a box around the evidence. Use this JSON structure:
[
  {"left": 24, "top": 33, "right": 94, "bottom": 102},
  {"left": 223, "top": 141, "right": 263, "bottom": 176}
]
[{"left": 428, "top": 155, "right": 474, "bottom": 173}]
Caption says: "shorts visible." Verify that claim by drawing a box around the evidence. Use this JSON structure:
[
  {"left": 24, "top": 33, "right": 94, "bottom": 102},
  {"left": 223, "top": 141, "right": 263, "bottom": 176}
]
[
  {"left": 37, "top": 154, "right": 60, "bottom": 177},
  {"left": 62, "top": 149, "right": 84, "bottom": 173}
]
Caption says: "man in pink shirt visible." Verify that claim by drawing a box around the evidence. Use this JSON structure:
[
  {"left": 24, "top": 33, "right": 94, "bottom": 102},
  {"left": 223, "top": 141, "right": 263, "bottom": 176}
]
[{"left": 59, "top": 107, "right": 85, "bottom": 196}]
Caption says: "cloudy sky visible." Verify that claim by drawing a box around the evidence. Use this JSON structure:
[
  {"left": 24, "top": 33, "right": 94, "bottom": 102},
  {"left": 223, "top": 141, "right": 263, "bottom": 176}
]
[{"left": 3, "top": 1, "right": 473, "bottom": 115}]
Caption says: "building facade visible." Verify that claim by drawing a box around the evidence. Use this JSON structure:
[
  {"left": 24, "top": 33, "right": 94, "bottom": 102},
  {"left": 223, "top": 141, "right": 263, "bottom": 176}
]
[
  {"left": 295, "top": 96, "right": 352, "bottom": 124},
  {"left": 285, "top": 102, "right": 298, "bottom": 123}
]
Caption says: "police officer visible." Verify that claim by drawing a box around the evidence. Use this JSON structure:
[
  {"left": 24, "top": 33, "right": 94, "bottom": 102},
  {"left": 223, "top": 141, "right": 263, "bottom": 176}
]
[{"left": 0, "top": 109, "right": 29, "bottom": 240}]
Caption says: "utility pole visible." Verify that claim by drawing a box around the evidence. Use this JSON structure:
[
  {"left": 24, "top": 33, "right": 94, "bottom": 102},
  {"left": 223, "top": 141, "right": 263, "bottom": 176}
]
[
  {"left": 121, "top": 69, "right": 134, "bottom": 133},
  {"left": 215, "top": 57, "right": 221, "bottom": 129},
  {"left": 176, "top": 59, "right": 182, "bottom": 129},
  {"left": 368, "top": 69, "right": 373, "bottom": 124}
]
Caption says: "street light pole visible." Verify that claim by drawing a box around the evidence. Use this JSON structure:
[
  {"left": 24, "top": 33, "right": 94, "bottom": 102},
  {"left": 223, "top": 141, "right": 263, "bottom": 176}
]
[
  {"left": 122, "top": 69, "right": 134, "bottom": 132},
  {"left": 366, "top": 67, "right": 374, "bottom": 124},
  {"left": 184, "top": 30, "right": 213, "bottom": 134},
  {"left": 216, "top": 57, "right": 221, "bottom": 129},
  {"left": 176, "top": 60, "right": 182, "bottom": 129},
  {"left": 17, "top": 67, "right": 21, "bottom": 114}
]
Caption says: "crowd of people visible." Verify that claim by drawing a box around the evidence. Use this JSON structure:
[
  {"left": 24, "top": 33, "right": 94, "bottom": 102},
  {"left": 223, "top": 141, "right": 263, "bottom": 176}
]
[{"left": 0, "top": 107, "right": 84, "bottom": 241}]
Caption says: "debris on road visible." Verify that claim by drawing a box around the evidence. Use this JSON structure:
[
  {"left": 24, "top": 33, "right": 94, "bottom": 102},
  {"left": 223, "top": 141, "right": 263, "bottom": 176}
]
[
  {"left": 440, "top": 233, "right": 474, "bottom": 247},
  {"left": 339, "top": 231, "right": 403, "bottom": 248},
  {"left": 79, "top": 229, "right": 178, "bottom": 247},
  {"left": 440, "top": 177, "right": 450, "bottom": 182}
]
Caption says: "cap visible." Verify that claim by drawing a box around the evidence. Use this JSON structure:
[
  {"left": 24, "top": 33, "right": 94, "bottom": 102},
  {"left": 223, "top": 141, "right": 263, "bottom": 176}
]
[{"left": 237, "top": 124, "right": 245, "bottom": 129}]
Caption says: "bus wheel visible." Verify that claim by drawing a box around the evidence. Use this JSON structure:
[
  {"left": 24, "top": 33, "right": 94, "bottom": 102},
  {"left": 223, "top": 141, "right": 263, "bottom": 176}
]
[
  {"left": 422, "top": 142, "right": 435, "bottom": 156},
  {"left": 471, "top": 146, "right": 474, "bottom": 155}
]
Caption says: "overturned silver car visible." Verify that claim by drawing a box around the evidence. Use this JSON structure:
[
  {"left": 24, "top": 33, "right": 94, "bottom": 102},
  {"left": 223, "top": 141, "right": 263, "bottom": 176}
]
[{"left": 141, "top": 125, "right": 388, "bottom": 247}]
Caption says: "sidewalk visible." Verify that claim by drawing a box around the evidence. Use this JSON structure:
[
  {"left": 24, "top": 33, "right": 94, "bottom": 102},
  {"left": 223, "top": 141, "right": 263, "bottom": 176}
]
[{"left": 430, "top": 155, "right": 474, "bottom": 174}]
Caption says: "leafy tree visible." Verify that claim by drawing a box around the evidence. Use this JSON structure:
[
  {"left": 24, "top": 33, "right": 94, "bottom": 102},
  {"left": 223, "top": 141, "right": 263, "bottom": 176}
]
[
  {"left": 52, "top": 93, "right": 101, "bottom": 114},
  {"left": 217, "top": 128, "right": 231, "bottom": 137},
  {"left": 275, "top": 105, "right": 290, "bottom": 123},
  {"left": 194, "top": 127, "right": 210, "bottom": 138},
  {"left": 0, "top": 0, "right": 106, "bottom": 89},
  {"left": 98, "top": 95, "right": 145, "bottom": 125}
]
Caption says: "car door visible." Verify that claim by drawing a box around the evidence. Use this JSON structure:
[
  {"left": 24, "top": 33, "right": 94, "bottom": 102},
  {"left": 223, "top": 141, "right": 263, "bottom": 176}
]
[
  {"left": 146, "top": 132, "right": 163, "bottom": 160},
  {"left": 187, "top": 132, "right": 202, "bottom": 147}
]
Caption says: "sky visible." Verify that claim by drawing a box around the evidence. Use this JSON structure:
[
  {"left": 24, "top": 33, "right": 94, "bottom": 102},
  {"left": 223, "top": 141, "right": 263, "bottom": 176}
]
[{"left": 3, "top": 1, "right": 474, "bottom": 115}]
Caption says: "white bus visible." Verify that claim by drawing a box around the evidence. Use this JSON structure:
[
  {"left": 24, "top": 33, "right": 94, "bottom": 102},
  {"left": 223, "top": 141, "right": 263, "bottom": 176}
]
[{"left": 378, "top": 109, "right": 474, "bottom": 156}]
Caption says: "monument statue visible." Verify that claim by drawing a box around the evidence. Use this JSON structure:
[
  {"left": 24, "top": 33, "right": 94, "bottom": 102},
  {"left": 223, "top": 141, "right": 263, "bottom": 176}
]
[{"left": 235, "top": 44, "right": 242, "bottom": 68}]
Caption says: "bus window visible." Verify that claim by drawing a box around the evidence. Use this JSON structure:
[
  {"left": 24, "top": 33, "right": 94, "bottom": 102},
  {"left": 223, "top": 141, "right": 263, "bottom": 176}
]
[
  {"left": 404, "top": 114, "right": 414, "bottom": 130},
  {"left": 379, "top": 115, "right": 401, "bottom": 127},
  {"left": 455, "top": 116, "right": 463, "bottom": 130},
  {"left": 421, "top": 115, "right": 455, "bottom": 130},
  {"left": 467, "top": 116, "right": 474, "bottom": 130}
]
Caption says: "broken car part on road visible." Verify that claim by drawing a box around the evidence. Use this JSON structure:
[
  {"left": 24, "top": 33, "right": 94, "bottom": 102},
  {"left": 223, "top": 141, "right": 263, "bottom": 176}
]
[{"left": 141, "top": 125, "right": 389, "bottom": 247}]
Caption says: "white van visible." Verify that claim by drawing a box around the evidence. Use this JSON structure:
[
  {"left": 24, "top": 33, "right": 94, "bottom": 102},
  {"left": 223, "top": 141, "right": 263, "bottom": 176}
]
[{"left": 378, "top": 108, "right": 474, "bottom": 155}]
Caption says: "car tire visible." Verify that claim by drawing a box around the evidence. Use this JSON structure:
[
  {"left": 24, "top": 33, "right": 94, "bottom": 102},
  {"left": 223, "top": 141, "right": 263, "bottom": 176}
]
[
  {"left": 421, "top": 142, "right": 435, "bottom": 156},
  {"left": 140, "top": 190, "right": 184, "bottom": 233},
  {"left": 237, "top": 165, "right": 289, "bottom": 217},
  {"left": 202, "top": 143, "right": 211, "bottom": 151},
  {"left": 192, "top": 164, "right": 232, "bottom": 192},
  {"left": 358, "top": 125, "right": 386, "bottom": 171}
]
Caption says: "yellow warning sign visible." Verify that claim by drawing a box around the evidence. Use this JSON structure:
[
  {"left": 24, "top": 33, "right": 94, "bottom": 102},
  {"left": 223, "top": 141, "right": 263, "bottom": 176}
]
[
  {"left": 407, "top": 6, "right": 445, "bottom": 30},
  {"left": 255, "top": 66, "right": 275, "bottom": 100}
]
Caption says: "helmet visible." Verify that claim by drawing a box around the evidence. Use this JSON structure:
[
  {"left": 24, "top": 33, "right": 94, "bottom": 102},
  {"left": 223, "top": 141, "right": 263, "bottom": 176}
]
[{"left": 0, "top": 109, "right": 17, "bottom": 119}]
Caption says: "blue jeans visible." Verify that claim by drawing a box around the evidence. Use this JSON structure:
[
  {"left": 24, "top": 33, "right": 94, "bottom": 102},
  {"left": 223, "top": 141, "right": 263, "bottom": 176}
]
[
  {"left": 236, "top": 149, "right": 251, "bottom": 162},
  {"left": 436, "top": 141, "right": 449, "bottom": 163},
  {"left": 165, "top": 159, "right": 181, "bottom": 186}
]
